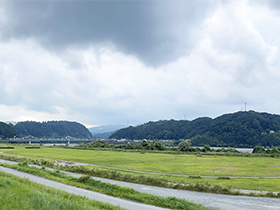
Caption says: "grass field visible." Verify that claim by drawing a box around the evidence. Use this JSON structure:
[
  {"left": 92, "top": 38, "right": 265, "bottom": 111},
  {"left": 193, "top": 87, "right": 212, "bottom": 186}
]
[
  {"left": 3, "top": 145, "right": 280, "bottom": 177},
  {"left": 1, "top": 145, "right": 280, "bottom": 192},
  {"left": 0, "top": 171, "right": 123, "bottom": 210}
]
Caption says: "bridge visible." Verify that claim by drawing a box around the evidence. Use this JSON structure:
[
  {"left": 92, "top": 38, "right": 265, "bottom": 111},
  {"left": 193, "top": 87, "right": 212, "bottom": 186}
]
[{"left": 0, "top": 139, "right": 92, "bottom": 145}]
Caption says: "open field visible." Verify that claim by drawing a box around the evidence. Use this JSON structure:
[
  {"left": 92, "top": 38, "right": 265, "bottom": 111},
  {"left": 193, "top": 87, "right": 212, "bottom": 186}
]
[
  {"left": 0, "top": 170, "right": 123, "bottom": 210},
  {"left": 1, "top": 145, "right": 280, "bottom": 193},
  {"left": 2, "top": 145, "right": 280, "bottom": 177}
]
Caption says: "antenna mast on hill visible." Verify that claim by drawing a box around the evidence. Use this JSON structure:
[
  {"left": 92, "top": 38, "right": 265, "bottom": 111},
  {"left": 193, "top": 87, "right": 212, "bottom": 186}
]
[{"left": 245, "top": 103, "right": 247, "bottom": 111}]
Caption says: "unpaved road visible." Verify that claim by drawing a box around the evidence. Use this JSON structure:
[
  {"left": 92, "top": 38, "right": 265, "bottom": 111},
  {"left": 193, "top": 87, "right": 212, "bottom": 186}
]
[{"left": 1, "top": 159, "right": 280, "bottom": 210}]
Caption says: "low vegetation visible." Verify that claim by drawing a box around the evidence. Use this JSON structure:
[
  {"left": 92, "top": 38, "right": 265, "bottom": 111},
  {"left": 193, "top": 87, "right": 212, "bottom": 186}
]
[
  {"left": 1, "top": 151, "right": 280, "bottom": 195},
  {"left": 0, "top": 147, "right": 14, "bottom": 149},
  {"left": 0, "top": 170, "right": 123, "bottom": 210},
  {"left": 25, "top": 146, "right": 41, "bottom": 149},
  {"left": 72, "top": 140, "right": 280, "bottom": 159},
  {"left": 4, "top": 146, "right": 280, "bottom": 177},
  {"left": 75, "top": 139, "right": 244, "bottom": 154},
  {"left": 0, "top": 162, "right": 212, "bottom": 210},
  {"left": 252, "top": 145, "right": 280, "bottom": 155}
]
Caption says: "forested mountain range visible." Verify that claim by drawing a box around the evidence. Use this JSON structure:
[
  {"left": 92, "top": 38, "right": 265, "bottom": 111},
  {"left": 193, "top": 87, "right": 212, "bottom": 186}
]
[
  {"left": 0, "top": 121, "right": 92, "bottom": 139},
  {"left": 110, "top": 111, "right": 280, "bottom": 147}
]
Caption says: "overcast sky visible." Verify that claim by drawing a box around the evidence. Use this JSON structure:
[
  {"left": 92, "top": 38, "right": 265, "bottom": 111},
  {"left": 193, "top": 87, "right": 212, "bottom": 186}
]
[{"left": 0, "top": 0, "right": 280, "bottom": 128}]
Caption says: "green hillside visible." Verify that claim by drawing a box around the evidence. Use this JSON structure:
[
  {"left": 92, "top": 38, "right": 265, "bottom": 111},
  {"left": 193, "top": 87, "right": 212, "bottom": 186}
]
[
  {"left": 110, "top": 111, "right": 280, "bottom": 147},
  {"left": 0, "top": 122, "right": 16, "bottom": 139},
  {"left": 14, "top": 121, "right": 92, "bottom": 139}
]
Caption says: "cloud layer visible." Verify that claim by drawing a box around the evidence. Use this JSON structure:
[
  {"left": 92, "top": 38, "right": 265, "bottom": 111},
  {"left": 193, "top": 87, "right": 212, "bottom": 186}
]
[{"left": 0, "top": 0, "right": 280, "bottom": 127}]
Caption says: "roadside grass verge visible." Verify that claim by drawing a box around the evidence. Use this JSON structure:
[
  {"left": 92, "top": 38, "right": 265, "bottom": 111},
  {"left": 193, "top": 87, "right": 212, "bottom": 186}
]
[
  {"left": 0, "top": 163, "right": 212, "bottom": 210},
  {"left": 0, "top": 171, "right": 123, "bottom": 210}
]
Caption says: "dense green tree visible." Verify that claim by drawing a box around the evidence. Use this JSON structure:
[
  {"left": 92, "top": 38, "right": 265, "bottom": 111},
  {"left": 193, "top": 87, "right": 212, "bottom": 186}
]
[
  {"left": 150, "top": 140, "right": 165, "bottom": 150},
  {"left": 87, "top": 140, "right": 110, "bottom": 148},
  {"left": 140, "top": 139, "right": 149, "bottom": 149},
  {"left": 178, "top": 139, "right": 191, "bottom": 151},
  {"left": 252, "top": 145, "right": 266, "bottom": 153},
  {"left": 203, "top": 144, "right": 211, "bottom": 152}
]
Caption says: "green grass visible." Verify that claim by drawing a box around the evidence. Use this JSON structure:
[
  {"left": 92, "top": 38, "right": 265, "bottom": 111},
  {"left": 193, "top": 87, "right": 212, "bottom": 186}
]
[
  {"left": 56, "top": 164, "right": 280, "bottom": 193},
  {"left": 1, "top": 145, "right": 280, "bottom": 193},
  {"left": 3, "top": 145, "right": 280, "bottom": 177},
  {"left": 1, "top": 163, "right": 212, "bottom": 210},
  {"left": 0, "top": 171, "right": 123, "bottom": 210}
]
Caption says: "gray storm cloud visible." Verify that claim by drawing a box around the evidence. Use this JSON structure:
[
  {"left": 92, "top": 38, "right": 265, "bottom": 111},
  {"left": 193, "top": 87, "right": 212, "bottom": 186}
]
[
  {"left": 2, "top": 0, "right": 216, "bottom": 67},
  {"left": 0, "top": 0, "right": 280, "bottom": 126}
]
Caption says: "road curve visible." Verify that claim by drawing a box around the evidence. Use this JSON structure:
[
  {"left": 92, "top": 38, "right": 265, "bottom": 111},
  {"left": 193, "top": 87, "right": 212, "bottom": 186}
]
[
  {"left": 1, "top": 159, "right": 280, "bottom": 210},
  {"left": 0, "top": 166, "right": 169, "bottom": 210}
]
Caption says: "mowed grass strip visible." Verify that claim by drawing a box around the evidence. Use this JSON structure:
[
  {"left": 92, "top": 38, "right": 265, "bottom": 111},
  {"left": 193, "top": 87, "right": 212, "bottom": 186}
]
[
  {"left": 0, "top": 171, "right": 123, "bottom": 210},
  {"left": 3, "top": 145, "right": 280, "bottom": 177}
]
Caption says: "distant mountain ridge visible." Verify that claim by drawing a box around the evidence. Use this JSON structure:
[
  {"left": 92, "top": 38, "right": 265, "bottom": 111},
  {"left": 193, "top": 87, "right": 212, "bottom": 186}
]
[{"left": 110, "top": 111, "right": 280, "bottom": 147}]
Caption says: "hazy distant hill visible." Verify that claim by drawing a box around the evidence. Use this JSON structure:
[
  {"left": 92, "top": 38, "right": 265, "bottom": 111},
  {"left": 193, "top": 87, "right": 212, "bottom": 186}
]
[
  {"left": 0, "top": 122, "right": 16, "bottom": 139},
  {"left": 14, "top": 121, "right": 92, "bottom": 139},
  {"left": 89, "top": 125, "right": 127, "bottom": 135},
  {"left": 89, "top": 125, "right": 128, "bottom": 139},
  {"left": 92, "top": 131, "right": 117, "bottom": 139},
  {"left": 110, "top": 111, "right": 280, "bottom": 147}
]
